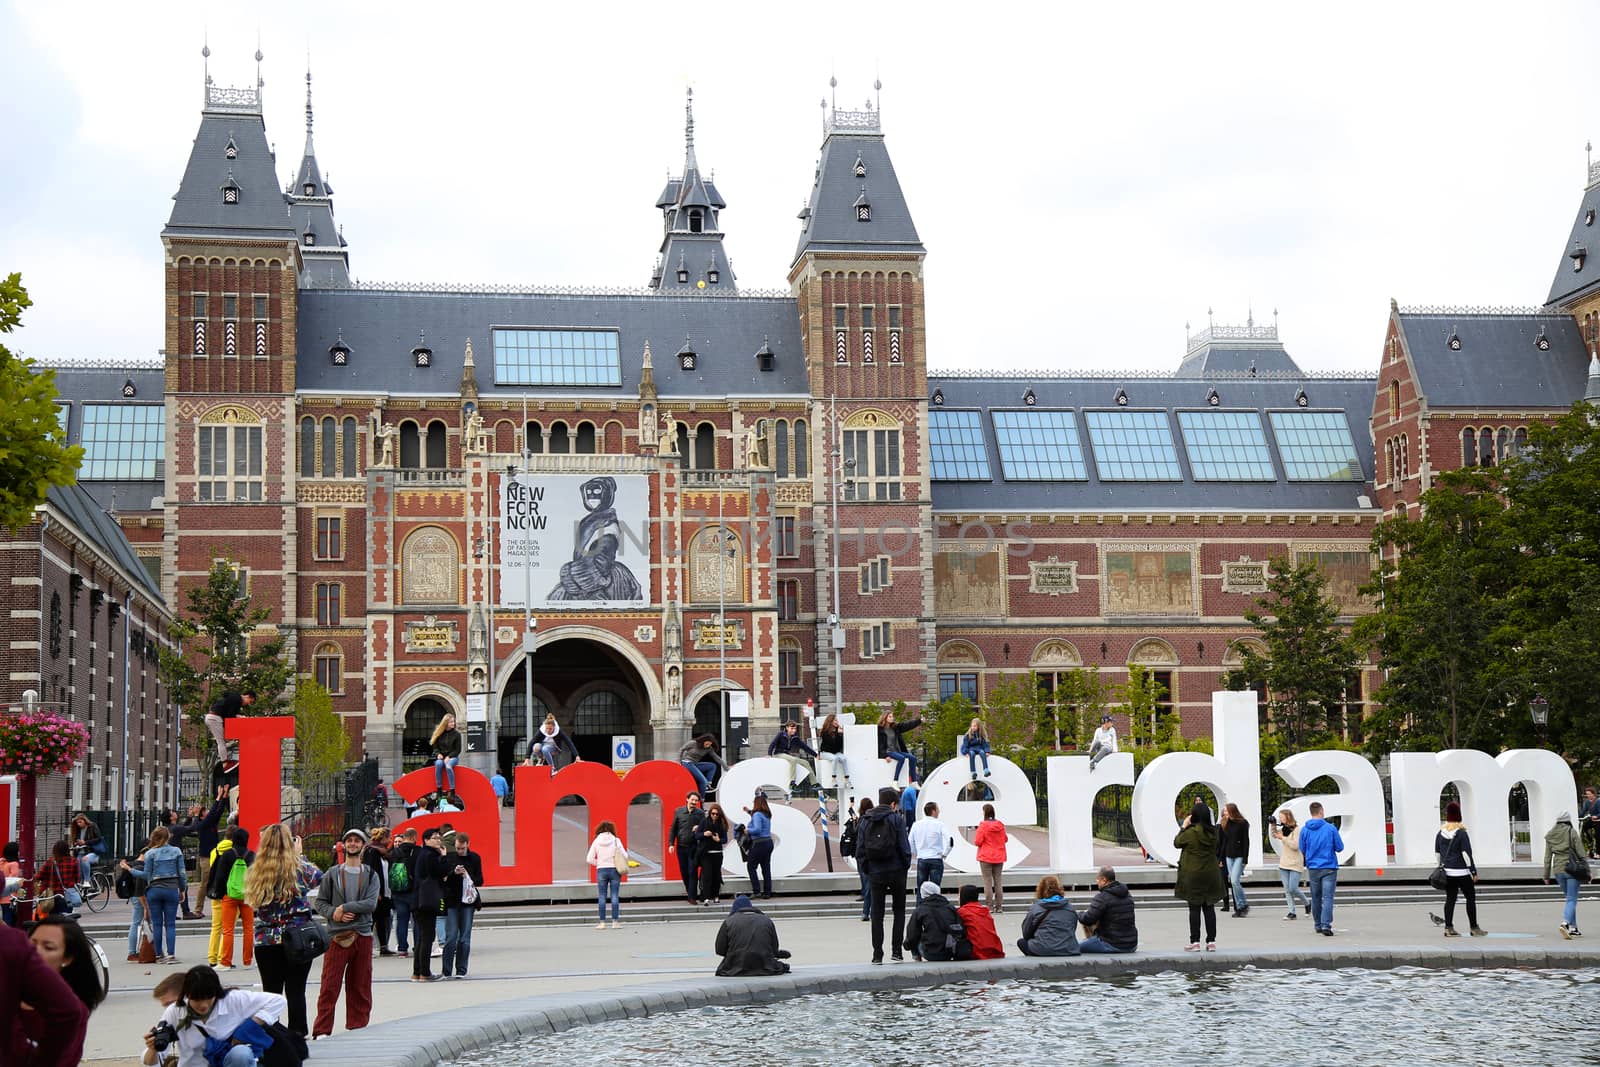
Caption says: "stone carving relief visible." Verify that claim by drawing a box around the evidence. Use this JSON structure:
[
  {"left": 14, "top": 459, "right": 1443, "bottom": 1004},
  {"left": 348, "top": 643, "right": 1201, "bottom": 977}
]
[
  {"left": 1028, "top": 557, "right": 1079, "bottom": 596},
  {"left": 690, "top": 527, "right": 743, "bottom": 603},
  {"left": 1030, "top": 640, "right": 1082, "bottom": 669},
  {"left": 1221, "top": 557, "right": 1270, "bottom": 595},
  {"left": 934, "top": 550, "right": 1006, "bottom": 617},
  {"left": 401, "top": 526, "right": 459, "bottom": 605},
  {"left": 1102, "top": 544, "right": 1197, "bottom": 616},
  {"left": 402, "top": 615, "right": 459, "bottom": 653}
]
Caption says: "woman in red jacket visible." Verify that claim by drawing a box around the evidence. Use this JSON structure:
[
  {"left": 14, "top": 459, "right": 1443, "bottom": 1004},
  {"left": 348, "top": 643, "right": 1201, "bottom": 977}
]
[{"left": 974, "top": 803, "right": 1008, "bottom": 913}]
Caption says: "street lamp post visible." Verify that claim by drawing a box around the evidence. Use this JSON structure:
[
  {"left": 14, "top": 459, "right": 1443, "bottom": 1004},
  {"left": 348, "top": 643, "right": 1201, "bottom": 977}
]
[
  {"left": 1530, "top": 694, "right": 1549, "bottom": 748},
  {"left": 828, "top": 394, "right": 853, "bottom": 718}
]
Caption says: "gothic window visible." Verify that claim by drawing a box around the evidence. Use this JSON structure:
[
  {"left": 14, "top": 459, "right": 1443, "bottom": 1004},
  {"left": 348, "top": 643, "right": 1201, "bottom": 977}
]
[
  {"left": 842, "top": 412, "right": 902, "bottom": 501},
  {"left": 197, "top": 421, "right": 263, "bottom": 501},
  {"left": 1389, "top": 381, "right": 1399, "bottom": 419},
  {"left": 525, "top": 422, "right": 544, "bottom": 454},
  {"left": 778, "top": 639, "right": 801, "bottom": 688},
  {"left": 676, "top": 424, "right": 691, "bottom": 462},
  {"left": 1496, "top": 427, "right": 1511, "bottom": 462},
  {"left": 321, "top": 418, "right": 337, "bottom": 477},
  {"left": 313, "top": 642, "right": 343, "bottom": 694},
  {"left": 398, "top": 422, "right": 421, "bottom": 469},
  {"left": 315, "top": 582, "right": 342, "bottom": 626},
  {"left": 425, "top": 420, "right": 447, "bottom": 469},
  {"left": 695, "top": 423, "right": 716, "bottom": 470},
  {"left": 548, "top": 421, "right": 570, "bottom": 454},
  {"left": 774, "top": 419, "right": 790, "bottom": 477},
  {"left": 342, "top": 417, "right": 358, "bottom": 477},
  {"left": 1512, "top": 427, "right": 1528, "bottom": 456},
  {"left": 1462, "top": 427, "right": 1476, "bottom": 468},
  {"left": 1479, "top": 427, "right": 1495, "bottom": 467},
  {"left": 575, "top": 421, "right": 597, "bottom": 454}
]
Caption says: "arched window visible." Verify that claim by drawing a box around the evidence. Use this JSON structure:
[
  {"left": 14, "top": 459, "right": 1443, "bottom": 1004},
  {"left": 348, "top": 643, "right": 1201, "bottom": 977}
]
[
  {"left": 1479, "top": 427, "right": 1494, "bottom": 467},
  {"left": 695, "top": 423, "right": 716, "bottom": 470},
  {"left": 573, "top": 689, "right": 632, "bottom": 734},
  {"left": 548, "top": 421, "right": 570, "bottom": 454},
  {"left": 1400, "top": 435, "right": 1409, "bottom": 481},
  {"left": 525, "top": 422, "right": 544, "bottom": 454},
  {"left": 198, "top": 411, "right": 263, "bottom": 501},
  {"left": 575, "top": 421, "right": 596, "bottom": 454},
  {"left": 841, "top": 409, "right": 902, "bottom": 501},
  {"left": 425, "top": 420, "right": 447, "bottom": 469},
  {"left": 1496, "top": 427, "right": 1511, "bottom": 462},
  {"left": 299, "top": 417, "right": 315, "bottom": 477},
  {"left": 1513, "top": 427, "right": 1528, "bottom": 456},
  {"left": 676, "top": 423, "right": 691, "bottom": 461},
  {"left": 320, "top": 417, "right": 337, "bottom": 477},
  {"left": 778, "top": 638, "right": 801, "bottom": 688},
  {"left": 313, "top": 642, "right": 343, "bottom": 694},
  {"left": 1389, "top": 380, "right": 1400, "bottom": 419},
  {"left": 399, "top": 422, "right": 421, "bottom": 469},
  {"left": 774, "top": 419, "right": 790, "bottom": 477},
  {"left": 793, "top": 419, "right": 809, "bottom": 477},
  {"left": 341, "top": 417, "right": 358, "bottom": 477},
  {"left": 1462, "top": 427, "right": 1476, "bottom": 467}
]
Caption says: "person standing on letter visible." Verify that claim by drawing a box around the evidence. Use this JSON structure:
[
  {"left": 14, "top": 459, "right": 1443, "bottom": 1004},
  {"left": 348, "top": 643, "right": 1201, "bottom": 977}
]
[{"left": 1299, "top": 801, "right": 1345, "bottom": 937}]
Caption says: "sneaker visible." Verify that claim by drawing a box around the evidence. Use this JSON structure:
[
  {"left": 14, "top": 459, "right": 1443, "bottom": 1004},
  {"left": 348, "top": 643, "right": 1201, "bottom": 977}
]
[
  {"left": 891, "top": 953, "right": 904, "bottom": 963},
  {"left": 167, "top": 957, "right": 181, "bottom": 964},
  {"left": 1320, "top": 928, "right": 1334, "bottom": 937},
  {"left": 1184, "top": 942, "right": 1201, "bottom": 952},
  {"left": 1443, "top": 927, "right": 1461, "bottom": 937},
  {"left": 1282, "top": 913, "right": 1296, "bottom": 921},
  {"left": 595, "top": 922, "right": 608, "bottom": 930},
  {"left": 379, "top": 948, "right": 397, "bottom": 957},
  {"left": 1560, "top": 923, "right": 1574, "bottom": 940},
  {"left": 611, "top": 920, "right": 622, "bottom": 929},
  {"left": 1205, "top": 942, "right": 1216, "bottom": 951},
  {"left": 432, "top": 944, "right": 443, "bottom": 956},
  {"left": 216, "top": 964, "right": 234, "bottom": 972},
  {"left": 871, "top": 955, "right": 884, "bottom": 965},
  {"left": 1571, "top": 928, "right": 1583, "bottom": 937},
  {"left": 1469, "top": 927, "right": 1488, "bottom": 937}
]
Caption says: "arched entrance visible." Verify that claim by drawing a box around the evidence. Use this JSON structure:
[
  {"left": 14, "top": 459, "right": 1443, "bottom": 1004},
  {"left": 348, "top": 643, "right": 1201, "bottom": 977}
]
[
  {"left": 402, "top": 697, "right": 452, "bottom": 772},
  {"left": 495, "top": 631, "right": 659, "bottom": 773}
]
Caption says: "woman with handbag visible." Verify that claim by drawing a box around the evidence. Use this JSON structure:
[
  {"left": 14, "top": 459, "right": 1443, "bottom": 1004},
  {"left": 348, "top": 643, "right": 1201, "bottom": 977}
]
[
  {"left": 694, "top": 803, "right": 731, "bottom": 906},
  {"left": 411, "top": 828, "right": 450, "bottom": 981},
  {"left": 1435, "top": 801, "right": 1486, "bottom": 937},
  {"left": 1544, "top": 811, "right": 1588, "bottom": 938},
  {"left": 245, "top": 824, "right": 324, "bottom": 1036},
  {"left": 742, "top": 792, "right": 775, "bottom": 899},
  {"left": 1270, "top": 809, "right": 1311, "bottom": 921},
  {"left": 586, "top": 820, "right": 630, "bottom": 928}
]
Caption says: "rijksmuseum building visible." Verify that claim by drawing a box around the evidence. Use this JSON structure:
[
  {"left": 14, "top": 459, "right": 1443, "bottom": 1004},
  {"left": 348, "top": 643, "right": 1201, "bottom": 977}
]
[{"left": 36, "top": 66, "right": 1600, "bottom": 789}]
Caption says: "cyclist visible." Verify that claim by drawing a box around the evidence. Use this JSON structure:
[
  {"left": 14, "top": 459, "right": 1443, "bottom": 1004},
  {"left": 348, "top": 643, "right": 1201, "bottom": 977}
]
[{"left": 68, "top": 814, "right": 106, "bottom": 887}]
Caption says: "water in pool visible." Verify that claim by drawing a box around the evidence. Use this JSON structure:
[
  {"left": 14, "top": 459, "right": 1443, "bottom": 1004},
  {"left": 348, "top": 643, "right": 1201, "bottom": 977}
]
[{"left": 450, "top": 967, "right": 1598, "bottom": 1067}]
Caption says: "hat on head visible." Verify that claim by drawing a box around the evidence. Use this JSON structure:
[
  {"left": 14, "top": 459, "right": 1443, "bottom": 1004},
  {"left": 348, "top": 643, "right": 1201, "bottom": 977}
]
[
  {"left": 753, "top": 789, "right": 767, "bottom": 799},
  {"left": 731, "top": 894, "right": 754, "bottom": 914},
  {"left": 1100, "top": 714, "right": 1113, "bottom": 723},
  {"left": 920, "top": 880, "right": 942, "bottom": 899},
  {"left": 342, "top": 828, "right": 368, "bottom": 844}
]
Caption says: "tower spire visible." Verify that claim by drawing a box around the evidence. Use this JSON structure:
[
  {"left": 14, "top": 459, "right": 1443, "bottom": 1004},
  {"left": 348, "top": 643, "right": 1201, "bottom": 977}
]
[{"left": 684, "top": 86, "right": 697, "bottom": 172}]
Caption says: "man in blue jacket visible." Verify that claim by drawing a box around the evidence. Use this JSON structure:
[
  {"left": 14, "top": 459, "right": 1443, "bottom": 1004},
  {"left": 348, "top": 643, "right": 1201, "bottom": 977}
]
[{"left": 1298, "top": 802, "right": 1345, "bottom": 936}]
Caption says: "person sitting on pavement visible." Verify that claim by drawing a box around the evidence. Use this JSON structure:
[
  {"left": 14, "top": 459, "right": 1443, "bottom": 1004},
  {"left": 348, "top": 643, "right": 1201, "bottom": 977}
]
[
  {"left": 1017, "top": 875, "right": 1080, "bottom": 957},
  {"left": 905, "top": 881, "right": 970, "bottom": 961},
  {"left": 956, "top": 884, "right": 1004, "bottom": 959},
  {"left": 767, "top": 721, "right": 819, "bottom": 796},
  {"left": 1078, "top": 865, "right": 1138, "bottom": 953},
  {"left": 714, "top": 894, "right": 791, "bottom": 976}
]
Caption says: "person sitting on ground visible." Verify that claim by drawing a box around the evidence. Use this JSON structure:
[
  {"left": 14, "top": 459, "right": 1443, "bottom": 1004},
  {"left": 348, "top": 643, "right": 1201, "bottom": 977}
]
[
  {"left": 679, "top": 734, "right": 729, "bottom": 798},
  {"left": 767, "top": 721, "right": 818, "bottom": 795},
  {"left": 905, "top": 881, "right": 970, "bottom": 962},
  {"left": 1078, "top": 865, "right": 1138, "bottom": 953},
  {"left": 956, "top": 884, "right": 1004, "bottom": 959},
  {"left": 1017, "top": 875, "right": 1080, "bottom": 957},
  {"left": 152, "top": 964, "right": 288, "bottom": 1067},
  {"left": 714, "top": 894, "right": 791, "bottom": 976}
]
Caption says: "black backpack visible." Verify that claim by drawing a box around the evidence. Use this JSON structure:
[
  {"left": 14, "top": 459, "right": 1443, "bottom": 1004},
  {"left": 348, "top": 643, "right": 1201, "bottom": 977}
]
[
  {"left": 861, "top": 813, "right": 900, "bottom": 863},
  {"left": 114, "top": 866, "right": 138, "bottom": 900},
  {"left": 838, "top": 817, "right": 858, "bottom": 858}
]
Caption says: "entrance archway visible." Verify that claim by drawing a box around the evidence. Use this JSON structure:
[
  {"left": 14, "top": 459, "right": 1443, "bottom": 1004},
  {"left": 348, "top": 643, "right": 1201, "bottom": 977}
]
[
  {"left": 402, "top": 697, "right": 452, "bottom": 772},
  {"left": 495, "top": 628, "right": 661, "bottom": 773}
]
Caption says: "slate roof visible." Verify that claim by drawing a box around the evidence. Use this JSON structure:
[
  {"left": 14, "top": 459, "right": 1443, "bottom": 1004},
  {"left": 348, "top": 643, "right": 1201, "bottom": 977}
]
[
  {"left": 654, "top": 234, "right": 736, "bottom": 292},
  {"left": 164, "top": 100, "right": 295, "bottom": 242},
  {"left": 1545, "top": 174, "right": 1600, "bottom": 307},
  {"left": 794, "top": 120, "right": 924, "bottom": 263},
  {"left": 45, "top": 480, "right": 161, "bottom": 598},
  {"left": 295, "top": 288, "right": 808, "bottom": 397},
  {"left": 1396, "top": 311, "right": 1589, "bottom": 409},
  {"left": 1175, "top": 342, "right": 1303, "bottom": 378},
  {"left": 47, "top": 362, "right": 166, "bottom": 514},
  {"left": 926, "top": 372, "right": 1377, "bottom": 514}
]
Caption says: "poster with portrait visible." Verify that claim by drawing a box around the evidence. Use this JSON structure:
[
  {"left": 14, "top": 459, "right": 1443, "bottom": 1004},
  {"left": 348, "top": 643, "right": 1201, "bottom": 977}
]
[{"left": 499, "top": 474, "right": 649, "bottom": 608}]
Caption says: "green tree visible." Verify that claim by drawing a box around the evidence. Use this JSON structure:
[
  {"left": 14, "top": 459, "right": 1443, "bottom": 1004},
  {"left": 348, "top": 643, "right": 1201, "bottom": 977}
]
[
  {"left": 1223, "top": 557, "right": 1364, "bottom": 750},
  {"left": 920, "top": 692, "right": 973, "bottom": 767},
  {"left": 293, "top": 681, "right": 350, "bottom": 793},
  {"left": 0, "top": 273, "right": 84, "bottom": 530},
  {"left": 159, "top": 558, "right": 292, "bottom": 774},
  {"left": 1118, "top": 664, "right": 1173, "bottom": 749},
  {"left": 977, "top": 674, "right": 1051, "bottom": 770}
]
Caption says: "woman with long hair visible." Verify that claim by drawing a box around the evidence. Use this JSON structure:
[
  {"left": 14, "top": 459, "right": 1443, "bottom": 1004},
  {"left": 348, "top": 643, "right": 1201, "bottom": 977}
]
[
  {"left": 816, "top": 714, "right": 850, "bottom": 788},
  {"left": 151, "top": 964, "right": 288, "bottom": 1067},
  {"left": 245, "top": 823, "right": 324, "bottom": 1035},
  {"left": 430, "top": 713, "right": 463, "bottom": 793},
  {"left": 123, "top": 826, "right": 186, "bottom": 961},
  {"left": 974, "top": 802, "right": 1008, "bottom": 913},
  {"left": 879, "top": 709, "right": 925, "bottom": 785},
  {"left": 1435, "top": 800, "right": 1485, "bottom": 937},
  {"left": 362, "top": 827, "right": 395, "bottom": 956},
  {"left": 34, "top": 840, "right": 79, "bottom": 918},
  {"left": 1271, "top": 809, "right": 1310, "bottom": 921},
  {"left": 844, "top": 796, "right": 875, "bottom": 919},
  {"left": 960, "top": 718, "right": 992, "bottom": 780},
  {"left": 695, "top": 803, "right": 731, "bottom": 905},
  {"left": 1176, "top": 800, "right": 1224, "bottom": 951},
  {"left": 27, "top": 916, "right": 105, "bottom": 1015},
  {"left": 1218, "top": 802, "right": 1251, "bottom": 916},
  {"left": 585, "top": 820, "right": 629, "bottom": 928},
  {"left": 67, "top": 813, "right": 104, "bottom": 886},
  {"left": 678, "top": 733, "right": 729, "bottom": 798},
  {"left": 743, "top": 792, "right": 775, "bottom": 899}
]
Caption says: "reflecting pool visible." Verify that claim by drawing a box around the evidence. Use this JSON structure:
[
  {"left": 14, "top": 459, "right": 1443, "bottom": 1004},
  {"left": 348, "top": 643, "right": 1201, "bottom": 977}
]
[{"left": 452, "top": 966, "right": 1598, "bottom": 1067}]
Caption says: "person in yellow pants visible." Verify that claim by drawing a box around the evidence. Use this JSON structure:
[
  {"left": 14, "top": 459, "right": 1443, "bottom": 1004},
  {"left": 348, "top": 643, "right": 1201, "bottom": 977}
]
[
  {"left": 213, "top": 828, "right": 255, "bottom": 969},
  {"left": 204, "top": 835, "right": 239, "bottom": 965}
]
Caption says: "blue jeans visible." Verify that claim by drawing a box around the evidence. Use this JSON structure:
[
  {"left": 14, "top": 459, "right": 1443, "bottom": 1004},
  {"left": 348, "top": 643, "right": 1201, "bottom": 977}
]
[
  {"left": 222, "top": 1043, "right": 258, "bottom": 1067},
  {"left": 596, "top": 867, "right": 621, "bottom": 921},
  {"left": 746, "top": 838, "right": 774, "bottom": 896},
  {"left": 966, "top": 745, "right": 990, "bottom": 776},
  {"left": 1308, "top": 868, "right": 1337, "bottom": 930},
  {"left": 1555, "top": 872, "right": 1581, "bottom": 928},
  {"left": 392, "top": 898, "right": 413, "bottom": 953},
  {"left": 1279, "top": 868, "right": 1309, "bottom": 915},
  {"left": 77, "top": 853, "right": 96, "bottom": 885},
  {"left": 888, "top": 751, "right": 918, "bottom": 783},
  {"left": 127, "top": 896, "right": 146, "bottom": 954},
  {"left": 1078, "top": 936, "right": 1130, "bottom": 954},
  {"left": 682, "top": 761, "right": 719, "bottom": 795},
  {"left": 434, "top": 756, "right": 458, "bottom": 791},
  {"left": 916, "top": 858, "right": 945, "bottom": 888},
  {"left": 147, "top": 885, "right": 181, "bottom": 956},
  {"left": 443, "top": 906, "right": 476, "bottom": 975},
  {"left": 1225, "top": 856, "right": 1247, "bottom": 911},
  {"left": 858, "top": 866, "right": 872, "bottom": 918}
]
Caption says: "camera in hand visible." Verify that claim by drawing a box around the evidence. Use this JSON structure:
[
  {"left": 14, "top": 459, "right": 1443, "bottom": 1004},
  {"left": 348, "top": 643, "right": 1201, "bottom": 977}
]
[{"left": 150, "top": 1021, "right": 179, "bottom": 1052}]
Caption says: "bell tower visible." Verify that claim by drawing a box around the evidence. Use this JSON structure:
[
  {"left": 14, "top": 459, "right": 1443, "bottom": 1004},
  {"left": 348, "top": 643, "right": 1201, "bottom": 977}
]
[{"left": 789, "top": 80, "right": 934, "bottom": 716}]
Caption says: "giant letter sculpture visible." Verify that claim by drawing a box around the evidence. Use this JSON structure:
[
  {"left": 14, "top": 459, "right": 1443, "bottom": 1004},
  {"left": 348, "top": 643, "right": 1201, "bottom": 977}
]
[
  {"left": 1045, "top": 752, "right": 1136, "bottom": 873},
  {"left": 1389, "top": 749, "right": 1578, "bottom": 867},
  {"left": 227, "top": 716, "right": 296, "bottom": 851},
  {"left": 513, "top": 760, "right": 699, "bottom": 883},
  {"left": 1131, "top": 691, "right": 1263, "bottom": 868},
  {"left": 920, "top": 755, "right": 1036, "bottom": 873},
  {"left": 1273, "top": 749, "right": 1385, "bottom": 866},
  {"left": 718, "top": 757, "right": 818, "bottom": 877}
]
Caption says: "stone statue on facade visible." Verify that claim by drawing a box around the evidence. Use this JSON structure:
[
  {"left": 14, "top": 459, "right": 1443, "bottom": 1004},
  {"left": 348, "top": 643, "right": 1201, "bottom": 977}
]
[
  {"left": 376, "top": 422, "right": 397, "bottom": 467},
  {"left": 464, "top": 411, "right": 486, "bottom": 454},
  {"left": 658, "top": 409, "right": 678, "bottom": 455}
]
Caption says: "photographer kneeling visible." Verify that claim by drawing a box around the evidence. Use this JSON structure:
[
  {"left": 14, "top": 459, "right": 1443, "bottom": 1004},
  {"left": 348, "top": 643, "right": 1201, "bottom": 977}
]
[{"left": 147, "top": 965, "right": 290, "bottom": 1067}]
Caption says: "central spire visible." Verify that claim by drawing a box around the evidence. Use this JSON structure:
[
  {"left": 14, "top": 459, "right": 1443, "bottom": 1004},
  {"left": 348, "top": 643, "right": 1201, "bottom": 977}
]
[
  {"left": 649, "top": 88, "right": 733, "bottom": 291},
  {"left": 289, "top": 62, "right": 352, "bottom": 288},
  {"left": 304, "top": 68, "right": 315, "bottom": 156},
  {"left": 684, "top": 86, "right": 698, "bottom": 173}
]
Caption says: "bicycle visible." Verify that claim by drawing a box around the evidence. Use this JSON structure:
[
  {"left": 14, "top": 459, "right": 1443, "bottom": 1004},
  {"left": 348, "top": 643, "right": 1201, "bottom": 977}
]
[{"left": 76, "top": 868, "right": 114, "bottom": 913}]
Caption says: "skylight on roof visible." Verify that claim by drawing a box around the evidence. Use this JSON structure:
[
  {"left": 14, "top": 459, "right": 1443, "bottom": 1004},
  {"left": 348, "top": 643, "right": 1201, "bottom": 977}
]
[
  {"left": 1269, "top": 410, "right": 1363, "bottom": 481},
  {"left": 928, "top": 410, "right": 991, "bottom": 481},
  {"left": 992, "top": 410, "right": 1087, "bottom": 481},
  {"left": 79, "top": 403, "right": 165, "bottom": 481},
  {"left": 1084, "top": 410, "right": 1182, "bottom": 481},
  {"left": 1176, "top": 410, "right": 1276, "bottom": 481},
  {"left": 493, "top": 328, "right": 622, "bottom": 387}
]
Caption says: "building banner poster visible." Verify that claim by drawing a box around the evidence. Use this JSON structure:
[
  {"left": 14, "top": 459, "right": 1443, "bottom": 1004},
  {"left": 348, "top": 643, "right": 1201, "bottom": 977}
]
[{"left": 499, "top": 473, "right": 649, "bottom": 609}]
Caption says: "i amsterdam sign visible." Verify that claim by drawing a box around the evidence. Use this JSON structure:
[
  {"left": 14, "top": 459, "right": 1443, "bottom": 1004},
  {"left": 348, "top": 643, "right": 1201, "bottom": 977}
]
[{"left": 226, "top": 691, "right": 1579, "bottom": 886}]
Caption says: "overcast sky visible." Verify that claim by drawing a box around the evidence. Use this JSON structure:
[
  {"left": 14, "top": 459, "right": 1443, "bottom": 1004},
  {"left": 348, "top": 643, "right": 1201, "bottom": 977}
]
[{"left": 3, "top": 1, "right": 1596, "bottom": 376}]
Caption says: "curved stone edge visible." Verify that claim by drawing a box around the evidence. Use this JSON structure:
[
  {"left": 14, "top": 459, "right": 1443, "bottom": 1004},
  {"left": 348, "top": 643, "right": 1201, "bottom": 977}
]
[{"left": 308, "top": 946, "right": 1600, "bottom": 1067}]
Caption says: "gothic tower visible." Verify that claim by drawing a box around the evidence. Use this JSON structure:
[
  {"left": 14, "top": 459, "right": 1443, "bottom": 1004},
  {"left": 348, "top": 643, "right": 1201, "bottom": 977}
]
[
  {"left": 789, "top": 82, "right": 934, "bottom": 716},
  {"left": 650, "top": 88, "right": 735, "bottom": 291}
]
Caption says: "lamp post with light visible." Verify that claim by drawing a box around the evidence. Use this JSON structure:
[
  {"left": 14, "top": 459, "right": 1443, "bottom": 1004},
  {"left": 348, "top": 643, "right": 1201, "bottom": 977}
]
[{"left": 1530, "top": 694, "right": 1549, "bottom": 748}]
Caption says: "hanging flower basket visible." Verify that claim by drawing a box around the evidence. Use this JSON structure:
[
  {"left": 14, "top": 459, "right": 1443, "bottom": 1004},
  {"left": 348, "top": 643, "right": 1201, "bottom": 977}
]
[{"left": 0, "top": 711, "right": 90, "bottom": 777}]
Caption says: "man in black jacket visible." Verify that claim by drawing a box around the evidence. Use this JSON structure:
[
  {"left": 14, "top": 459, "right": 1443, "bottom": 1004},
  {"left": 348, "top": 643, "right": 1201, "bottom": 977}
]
[
  {"left": 1078, "top": 865, "right": 1138, "bottom": 953},
  {"left": 205, "top": 689, "right": 256, "bottom": 770},
  {"left": 904, "top": 881, "right": 969, "bottom": 961},
  {"left": 386, "top": 828, "right": 420, "bottom": 956},
  {"left": 859, "top": 787, "right": 914, "bottom": 964},
  {"left": 169, "top": 785, "right": 229, "bottom": 919},
  {"left": 667, "top": 792, "right": 702, "bottom": 904},
  {"left": 714, "top": 894, "right": 791, "bottom": 976}
]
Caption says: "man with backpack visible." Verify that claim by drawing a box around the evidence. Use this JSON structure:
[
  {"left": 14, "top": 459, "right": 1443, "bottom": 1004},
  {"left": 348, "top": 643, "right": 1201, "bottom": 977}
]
[
  {"left": 210, "top": 828, "right": 254, "bottom": 970},
  {"left": 204, "top": 827, "right": 243, "bottom": 967},
  {"left": 385, "top": 828, "right": 419, "bottom": 956},
  {"left": 313, "top": 829, "right": 380, "bottom": 1037},
  {"left": 859, "top": 787, "right": 914, "bottom": 964}
]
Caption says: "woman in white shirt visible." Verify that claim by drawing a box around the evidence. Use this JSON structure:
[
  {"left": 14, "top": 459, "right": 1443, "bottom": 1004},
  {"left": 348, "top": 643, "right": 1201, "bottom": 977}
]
[{"left": 149, "top": 965, "right": 288, "bottom": 1067}]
